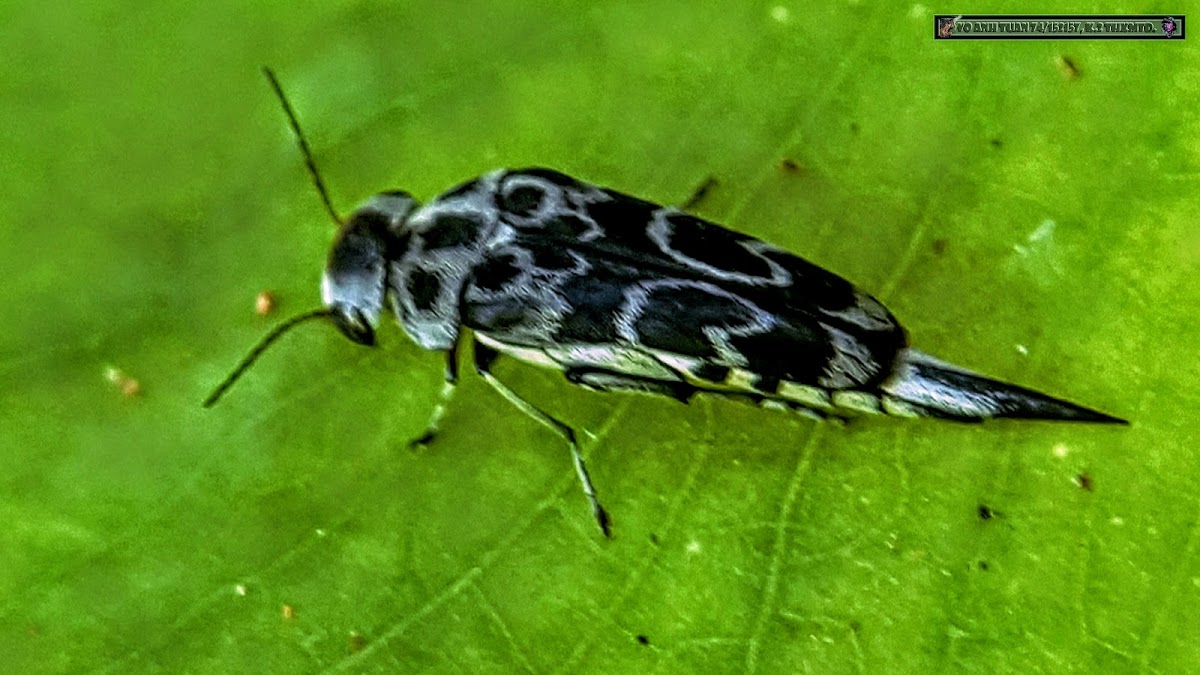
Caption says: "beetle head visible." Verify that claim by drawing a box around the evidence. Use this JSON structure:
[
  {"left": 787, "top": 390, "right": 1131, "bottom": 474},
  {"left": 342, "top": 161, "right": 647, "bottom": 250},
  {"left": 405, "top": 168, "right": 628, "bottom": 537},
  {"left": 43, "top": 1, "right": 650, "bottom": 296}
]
[{"left": 321, "top": 191, "right": 418, "bottom": 345}]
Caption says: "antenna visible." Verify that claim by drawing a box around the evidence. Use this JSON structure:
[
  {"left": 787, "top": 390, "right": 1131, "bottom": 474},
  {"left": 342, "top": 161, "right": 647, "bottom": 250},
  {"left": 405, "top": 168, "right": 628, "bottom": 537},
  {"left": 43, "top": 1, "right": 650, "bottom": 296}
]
[
  {"left": 262, "top": 66, "right": 342, "bottom": 227},
  {"left": 202, "top": 308, "right": 333, "bottom": 408}
]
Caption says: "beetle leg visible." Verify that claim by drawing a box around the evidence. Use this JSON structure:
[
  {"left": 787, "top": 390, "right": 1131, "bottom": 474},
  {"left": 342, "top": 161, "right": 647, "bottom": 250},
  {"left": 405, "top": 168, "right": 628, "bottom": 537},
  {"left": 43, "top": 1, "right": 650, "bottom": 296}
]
[
  {"left": 408, "top": 337, "right": 461, "bottom": 448},
  {"left": 474, "top": 336, "right": 612, "bottom": 538}
]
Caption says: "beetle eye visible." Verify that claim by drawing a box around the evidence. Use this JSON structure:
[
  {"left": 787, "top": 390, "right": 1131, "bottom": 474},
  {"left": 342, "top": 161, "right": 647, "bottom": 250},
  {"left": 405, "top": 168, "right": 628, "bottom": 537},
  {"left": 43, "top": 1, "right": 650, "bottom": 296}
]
[{"left": 330, "top": 305, "right": 376, "bottom": 346}]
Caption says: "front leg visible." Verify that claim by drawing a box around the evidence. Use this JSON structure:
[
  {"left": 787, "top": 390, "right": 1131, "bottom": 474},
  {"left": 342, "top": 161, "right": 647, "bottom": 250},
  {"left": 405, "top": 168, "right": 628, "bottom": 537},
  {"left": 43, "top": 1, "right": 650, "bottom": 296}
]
[
  {"left": 473, "top": 337, "right": 612, "bottom": 538},
  {"left": 408, "top": 337, "right": 460, "bottom": 448}
]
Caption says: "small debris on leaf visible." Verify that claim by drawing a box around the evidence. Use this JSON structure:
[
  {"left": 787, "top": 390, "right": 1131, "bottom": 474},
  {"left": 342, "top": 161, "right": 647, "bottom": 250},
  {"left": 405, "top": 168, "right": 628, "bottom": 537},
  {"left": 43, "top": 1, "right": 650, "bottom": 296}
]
[{"left": 256, "top": 290, "right": 276, "bottom": 316}]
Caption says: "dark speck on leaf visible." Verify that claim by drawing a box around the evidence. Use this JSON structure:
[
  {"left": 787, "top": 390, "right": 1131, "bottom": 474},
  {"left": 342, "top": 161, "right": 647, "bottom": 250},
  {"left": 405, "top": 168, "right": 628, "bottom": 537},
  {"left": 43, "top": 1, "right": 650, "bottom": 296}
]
[
  {"left": 978, "top": 504, "right": 994, "bottom": 520},
  {"left": 990, "top": 138, "right": 1003, "bottom": 149},
  {"left": 1076, "top": 472, "right": 1094, "bottom": 492},
  {"left": 978, "top": 560, "right": 990, "bottom": 571},
  {"left": 636, "top": 634, "right": 650, "bottom": 646},
  {"left": 682, "top": 176, "right": 718, "bottom": 211},
  {"left": 1057, "top": 55, "right": 1081, "bottom": 80},
  {"left": 780, "top": 158, "right": 802, "bottom": 173},
  {"left": 932, "top": 238, "right": 947, "bottom": 255}
]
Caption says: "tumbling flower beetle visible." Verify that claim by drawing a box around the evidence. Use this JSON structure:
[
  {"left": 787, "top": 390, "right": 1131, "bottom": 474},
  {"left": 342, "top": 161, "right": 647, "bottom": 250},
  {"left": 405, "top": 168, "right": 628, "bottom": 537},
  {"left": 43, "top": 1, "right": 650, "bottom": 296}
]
[{"left": 204, "top": 68, "right": 1126, "bottom": 537}]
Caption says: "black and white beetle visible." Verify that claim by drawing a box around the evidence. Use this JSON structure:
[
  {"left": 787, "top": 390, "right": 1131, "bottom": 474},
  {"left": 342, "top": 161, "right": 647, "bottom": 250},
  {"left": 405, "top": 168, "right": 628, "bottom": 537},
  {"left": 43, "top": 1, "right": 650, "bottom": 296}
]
[{"left": 205, "top": 69, "right": 1126, "bottom": 537}]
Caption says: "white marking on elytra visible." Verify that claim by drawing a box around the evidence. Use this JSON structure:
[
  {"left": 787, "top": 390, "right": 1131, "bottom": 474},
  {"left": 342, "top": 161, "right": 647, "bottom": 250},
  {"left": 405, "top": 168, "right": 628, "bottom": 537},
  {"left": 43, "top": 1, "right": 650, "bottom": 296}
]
[
  {"left": 613, "top": 284, "right": 650, "bottom": 344},
  {"left": 646, "top": 210, "right": 792, "bottom": 287},
  {"left": 821, "top": 291, "right": 894, "bottom": 331},
  {"left": 499, "top": 172, "right": 606, "bottom": 241},
  {"left": 617, "top": 279, "right": 776, "bottom": 370},
  {"left": 703, "top": 324, "right": 754, "bottom": 368},
  {"left": 818, "top": 323, "right": 878, "bottom": 388},
  {"left": 499, "top": 173, "right": 565, "bottom": 224}
]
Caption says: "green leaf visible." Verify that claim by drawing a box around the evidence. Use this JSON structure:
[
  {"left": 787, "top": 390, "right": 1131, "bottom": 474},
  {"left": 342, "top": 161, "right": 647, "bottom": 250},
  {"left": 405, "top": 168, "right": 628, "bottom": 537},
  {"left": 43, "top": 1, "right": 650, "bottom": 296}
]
[{"left": 3, "top": 3, "right": 1196, "bottom": 672}]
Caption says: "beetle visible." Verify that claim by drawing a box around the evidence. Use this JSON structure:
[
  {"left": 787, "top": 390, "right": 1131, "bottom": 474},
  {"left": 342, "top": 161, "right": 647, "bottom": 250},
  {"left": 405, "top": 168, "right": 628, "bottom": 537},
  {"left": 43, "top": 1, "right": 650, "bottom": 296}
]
[{"left": 204, "top": 68, "right": 1125, "bottom": 537}]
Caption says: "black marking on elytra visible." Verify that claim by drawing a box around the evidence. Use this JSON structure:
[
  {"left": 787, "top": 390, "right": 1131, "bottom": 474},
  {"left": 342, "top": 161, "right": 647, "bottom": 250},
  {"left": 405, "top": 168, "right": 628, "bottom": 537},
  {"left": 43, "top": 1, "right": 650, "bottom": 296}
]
[
  {"left": 663, "top": 213, "right": 776, "bottom": 280},
  {"left": 634, "top": 285, "right": 756, "bottom": 358},
  {"left": 421, "top": 213, "right": 481, "bottom": 250},
  {"left": 555, "top": 274, "right": 625, "bottom": 344},
  {"left": 758, "top": 249, "right": 859, "bottom": 309},
  {"left": 470, "top": 253, "right": 523, "bottom": 293},
  {"left": 542, "top": 214, "right": 594, "bottom": 240},
  {"left": 530, "top": 247, "right": 579, "bottom": 271},
  {"left": 500, "top": 184, "right": 546, "bottom": 216},
  {"left": 584, "top": 193, "right": 660, "bottom": 250},
  {"left": 727, "top": 322, "right": 829, "bottom": 385},
  {"left": 408, "top": 269, "right": 441, "bottom": 311}
]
